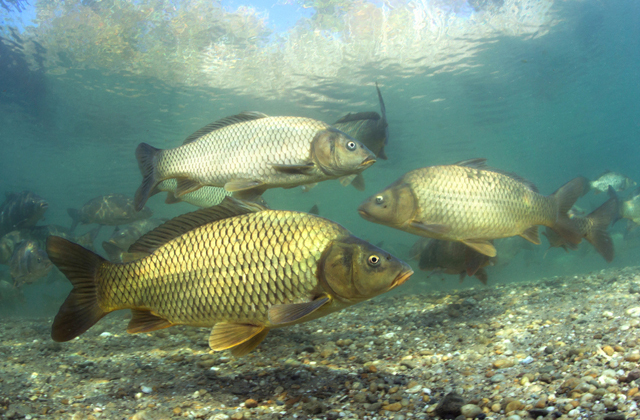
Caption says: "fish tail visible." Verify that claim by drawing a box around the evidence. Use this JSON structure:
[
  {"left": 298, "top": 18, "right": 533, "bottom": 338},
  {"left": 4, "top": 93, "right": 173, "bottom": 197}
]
[
  {"left": 47, "top": 236, "right": 109, "bottom": 342},
  {"left": 67, "top": 208, "right": 81, "bottom": 232},
  {"left": 134, "top": 143, "right": 161, "bottom": 211},
  {"left": 584, "top": 193, "right": 620, "bottom": 263},
  {"left": 550, "top": 176, "right": 590, "bottom": 244}
]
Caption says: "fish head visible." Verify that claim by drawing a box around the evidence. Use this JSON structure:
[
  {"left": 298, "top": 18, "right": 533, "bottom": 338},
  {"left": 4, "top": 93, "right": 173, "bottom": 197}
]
[
  {"left": 319, "top": 236, "right": 413, "bottom": 303},
  {"left": 11, "top": 240, "right": 52, "bottom": 285},
  {"left": 358, "top": 181, "right": 417, "bottom": 227},
  {"left": 311, "top": 128, "right": 376, "bottom": 176}
]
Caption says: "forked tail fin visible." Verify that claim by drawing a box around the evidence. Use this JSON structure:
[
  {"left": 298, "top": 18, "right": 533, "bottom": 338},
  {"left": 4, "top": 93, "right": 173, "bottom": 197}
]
[
  {"left": 134, "top": 143, "right": 161, "bottom": 211},
  {"left": 47, "top": 236, "right": 109, "bottom": 342},
  {"left": 584, "top": 193, "right": 620, "bottom": 263},
  {"left": 550, "top": 176, "right": 589, "bottom": 245}
]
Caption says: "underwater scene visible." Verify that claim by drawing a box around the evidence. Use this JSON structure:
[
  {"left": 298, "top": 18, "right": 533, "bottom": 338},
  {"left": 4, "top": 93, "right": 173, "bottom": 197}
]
[{"left": 1, "top": 0, "right": 640, "bottom": 419}]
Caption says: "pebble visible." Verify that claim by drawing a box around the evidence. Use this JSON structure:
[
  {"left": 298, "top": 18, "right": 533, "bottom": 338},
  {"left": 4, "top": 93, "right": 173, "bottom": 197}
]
[
  {"left": 245, "top": 399, "right": 258, "bottom": 408},
  {"left": 505, "top": 400, "right": 523, "bottom": 413},
  {"left": 493, "top": 359, "right": 514, "bottom": 369},
  {"left": 506, "top": 415, "right": 521, "bottom": 420},
  {"left": 490, "top": 374, "right": 506, "bottom": 383},
  {"left": 383, "top": 402, "right": 403, "bottom": 411},
  {"left": 435, "top": 392, "right": 464, "bottom": 417},
  {"left": 603, "top": 346, "right": 615, "bottom": 356},
  {"left": 460, "top": 404, "right": 483, "bottom": 418}
]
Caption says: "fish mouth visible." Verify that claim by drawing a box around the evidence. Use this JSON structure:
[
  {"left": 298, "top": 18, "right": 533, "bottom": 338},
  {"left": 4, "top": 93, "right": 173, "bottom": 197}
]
[
  {"left": 391, "top": 269, "right": 413, "bottom": 289},
  {"left": 360, "top": 156, "right": 376, "bottom": 168},
  {"left": 357, "top": 208, "right": 372, "bottom": 221}
]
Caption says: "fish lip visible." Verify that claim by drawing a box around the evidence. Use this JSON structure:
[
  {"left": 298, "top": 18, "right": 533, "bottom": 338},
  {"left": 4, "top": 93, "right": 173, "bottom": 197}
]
[
  {"left": 357, "top": 208, "right": 372, "bottom": 221},
  {"left": 360, "top": 156, "right": 376, "bottom": 168},
  {"left": 391, "top": 269, "right": 413, "bottom": 289}
]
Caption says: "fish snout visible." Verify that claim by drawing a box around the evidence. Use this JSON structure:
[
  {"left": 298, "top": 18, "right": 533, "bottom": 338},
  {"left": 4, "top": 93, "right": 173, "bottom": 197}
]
[
  {"left": 360, "top": 156, "right": 377, "bottom": 168},
  {"left": 391, "top": 267, "right": 413, "bottom": 289}
]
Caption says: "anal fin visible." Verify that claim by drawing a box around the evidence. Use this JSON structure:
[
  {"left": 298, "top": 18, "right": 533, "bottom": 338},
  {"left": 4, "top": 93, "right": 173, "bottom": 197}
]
[
  {"left": 209, "top": 323, "right": 265, "bottom": 352},
  {"left": 519, "top": 226, "right": 541, "bottom": 244},
  {"left": 127, "top": 309, "right": 174, "bottom": 333}
]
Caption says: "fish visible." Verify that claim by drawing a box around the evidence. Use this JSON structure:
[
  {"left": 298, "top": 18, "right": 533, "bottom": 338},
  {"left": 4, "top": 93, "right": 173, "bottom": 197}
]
[
  {"left": 493, "top": 236, "right": 536, "bottom": 267},
  {"left": 68, "top": 193, "right": 153, "bottom": 232},
  {"left": 101, "top": 219, "right": 165, "bottom": 262},
  {"left": 543, "top": 189, "right": 620, "bottom": 262},
  {"left": 47, "top": 197, "right": 412, "bottom": 356},
  {"left": 0, "top": 191, "right": 48, "bottom": 238},
  {"left": 357, "top": 158, "right": 588, "bottom": 258},
  {"left": 621, "top": 187, "right": 640, "bottom": 226},
  {"left": 416, "top": 238, "right": 495, "bottom": 284},
  {"left": 10, "top": 240, "right": 52, "bottom": 286},
  {"left": 333, "top": 83, "right": 389, "bottom": 160},
  {"left": 590, "top": 171, "right": 636, "bottom": 194},
  {"left": 133, "top": 112, "right": 376, "bottom": 210}
]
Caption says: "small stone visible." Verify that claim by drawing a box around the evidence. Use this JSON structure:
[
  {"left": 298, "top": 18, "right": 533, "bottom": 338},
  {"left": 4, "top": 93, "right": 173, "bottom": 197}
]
[
  {"left": 209, "top": 415, "right": 230, "bottom": 420},
  {"left": 506, "top": 415, "right": 521, "bottom": 420},
  {"left": 534, "top": 395, "right": 547, "bottom": 408},
  {"left": 401, "top": 360, "right": 417, "bottom": 370},
  {"left": 493, "top": 359, "right": 514, "bottom": 369},
  {"left": 230, "top": 413, "right": 244, "bottom": 420},
  {"left": 383, "top": 402, "right": 403, "bottom": 412},
  {"left": 625, "top": 352, "right": 640, "bottom": 362},
  {"left": 491, "top": 403, "right": 501, "bottom": 412},
  {"left": 245, "top": 399, "right": 258, "bottom": 408},
  {"left": 603, "top": 414, "right": 626, "bottom": 420},
  {"left": 141, "top": 386, "right": 152, "bottom": 394},
  {"left": 628, "top": 369, "right": 640, "bottom": 381},
  {"left": 505, "top": 400, "right": 522, "bottom": 413},
  {"left": 490, "top": 374, "right": 506, "bottom": 383},
  {"left": 367, "top": 402, "right": 383, "bottom": 412},
  {"left": 460, "top": 404, "right": 483, "bottom": 418},
  {"left": 353, "top": 392, "right": 367, "bottom": 403},
  {"left": 544, "top": 346, "right": 555, "bottom": 354},
  {"left": 173, "top": 407, "right": 182, "bottom": 415},
  {"left": 602, "top": 346, "right": 615, "bottom": 356},
  {"left": 405, "top": 385, "right": 422, "bottom": 394}
]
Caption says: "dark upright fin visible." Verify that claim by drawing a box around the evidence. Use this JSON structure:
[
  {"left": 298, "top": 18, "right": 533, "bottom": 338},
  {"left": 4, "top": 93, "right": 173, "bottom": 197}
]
[
  {"left": 474, "top": 268, "right": 488, "bottom": 285},
  {"left": 334, "top": 111, "right": 381, "bottom": 124},
  {"left": 101, "top": 241, "right": 124, "bottom": 262},
  {"left": 583, "top": 194, "right": 620, "bottom": 263},
  {"left": 127, "top": 309, "right": 173, "bottom": 333},
  {"left": 67, "top": 208, "right": 82, "bottom": 233},
  {"left": 208, "top": 323, "right": 266, "bottom": 352},
  {"left": 455, "top": 158, "right": 487, "bottom": 168},
  {"left": 134, "top": 143, "right": 161, "bottom": 211},
  {"left": 464, "top": 246, "right": 485, "bottom": 277},
  {"left": 308, "top": 204, "right": 320, "bottom": 215},
  {"left": 182, "top": 112, "right": 269, "bottom": 145},
  {"left": 550, "top": 176, "right": 590, "bottom": 245},
  {"left": 46, "top": 236, "right": 109, "bottom": 342},
  {"left": 129, "top": 197, "right": 264, "bottom": 255},
  {"left": 376, "top": 82, "right": 389, "bottom": 154},
  {"left": 378, "top": 146, "right": 388, "bottom": 160},
  {"left": 268, "top": 297, "right": 330, "bottom": 325}
]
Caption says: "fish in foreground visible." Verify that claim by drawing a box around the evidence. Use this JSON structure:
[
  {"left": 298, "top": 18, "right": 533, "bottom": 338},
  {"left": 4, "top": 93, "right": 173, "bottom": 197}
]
[
  {"left": 68, "top": 193, "right": 153, "bottom": 232},
  {"left": 590, "top": 171, "right": 636, "bottom": 194},
  {"left": 0, "top": 191, "right": 48, "bottom": 238},
  {"left": 415, "top": 239, "right": 495, "bottom": 284},
  {"left": 333, "top": 83, "right": 389, "bottom": 160},
  {"left": 134, "top": 112, "right": 376, "bottom": 210},
  {"left": 543, "top": 188, "right": 620, "bottom": 262},
  {"left": 358, "top": 158, "right": 588, "bottom": 257},
  {"left": 48, "top": 198, "right": 412, "bottom": 356},
  {"left": 10, "top": 240, "right": 52, "bottom": 286}
]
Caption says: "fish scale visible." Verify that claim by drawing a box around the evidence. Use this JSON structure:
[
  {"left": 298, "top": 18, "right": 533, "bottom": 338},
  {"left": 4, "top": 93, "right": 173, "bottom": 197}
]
[{"left": 97, "top": 211, "right": 341, "bottom": 326}]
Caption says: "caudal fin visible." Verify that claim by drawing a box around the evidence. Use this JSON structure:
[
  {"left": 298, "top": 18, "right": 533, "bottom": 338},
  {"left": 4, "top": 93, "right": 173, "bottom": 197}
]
[
  {"left": 67, "top": 208, "right": 82, "bottom": 233},
  {"left": 550, "top": 176, "right": 590, "bottom": 245},
  {"left": 584, "top": 194, "right": 620, "bottom": 263},
  {"left": 134, "top": 143, "right": 161, "bottom": 212},
  {"left": 47, "top": 236, "right": 109, "bottom": 342}
]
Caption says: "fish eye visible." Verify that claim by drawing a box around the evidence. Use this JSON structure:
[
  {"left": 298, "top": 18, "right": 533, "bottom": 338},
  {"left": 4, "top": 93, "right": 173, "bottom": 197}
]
[
  {"left": 367, "top": 255, "right": 381, "bottom": 266},
  {"left": 375, "top": 195, "right": 384, "bottom": 204},
  {"left": 346, "top": 141, "right": 357, "bottom": 151}
]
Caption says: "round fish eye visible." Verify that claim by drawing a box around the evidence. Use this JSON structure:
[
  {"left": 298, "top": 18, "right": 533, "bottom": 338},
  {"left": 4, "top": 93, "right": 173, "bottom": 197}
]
[
  {"left": 346, "top": 141, "right": 357, "bottom": 151},
  {"left": 368, "top": 255, "right": 381, "bottom": 266},
  {"left": 375, "top": 195, "right": 384, "bottom": 204}
]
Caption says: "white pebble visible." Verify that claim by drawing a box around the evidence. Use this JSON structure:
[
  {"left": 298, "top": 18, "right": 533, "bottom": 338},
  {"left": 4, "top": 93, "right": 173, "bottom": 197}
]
[
  {"left": 568, "top": 409, "right": 580, "bottom": 417},
  {"left": 405, "top": 385, "right": 422, "bottom": 394},
  {"left": 141, "top": 386, "right": 152, "bottom": 394},
  {"left": 520, "top": 356, "right": 534, "bottom": 365},
  {"left": 626, "top": 307, "right": 640, "bottom": 317},
  {"left": 100, "top": 332, "right": 112, "bottom": 337}
]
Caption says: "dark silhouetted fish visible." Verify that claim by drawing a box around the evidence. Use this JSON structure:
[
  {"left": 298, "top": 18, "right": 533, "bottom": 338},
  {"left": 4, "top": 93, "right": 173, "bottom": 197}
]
[
  {"left": 68, "top": 194, "right": 152, "bottom": 232},
  {"left": 0, "top": 191, "right": 48, "bottom": 238},
  {"left": 101, "top": 219, "right": 164, "bottom": 262},
  {"left": 415, "top": 238, "right": 494, "bottom": 284},
  {"left": 10, "top": 240, "right": 52, "bottom": 287}
]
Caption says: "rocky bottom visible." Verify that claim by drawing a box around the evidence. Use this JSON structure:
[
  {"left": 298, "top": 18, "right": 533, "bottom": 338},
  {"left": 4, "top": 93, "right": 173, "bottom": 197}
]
[{"left": 3, "top": 267, "right": 640, "bottom": 420}]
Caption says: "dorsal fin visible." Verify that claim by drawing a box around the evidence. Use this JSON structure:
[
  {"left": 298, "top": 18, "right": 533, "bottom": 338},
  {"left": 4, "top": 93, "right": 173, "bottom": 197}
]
[
  {"left": 334, "top": 111, "right": 380, "bottom": 124},
  {"left": 128, "top": 197, "right": 266, "bottom": 255},
  {"left": 454, "top": 158, "right": 538, "bottom": 192},
  {"left": 182, "top": 111, "right": 269, "bottom": 144}
]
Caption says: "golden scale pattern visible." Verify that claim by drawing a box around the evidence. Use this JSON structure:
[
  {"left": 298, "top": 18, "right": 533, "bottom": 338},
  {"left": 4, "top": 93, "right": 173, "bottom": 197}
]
[
  {"left": 158, "top": 117, "right": 329, "bottom": 185},
  {"left": 97, "top": 211, "right": 347, "bottom": 326},
  {"left": 408, "top": 166, "right": 556, "bottom": 239}
]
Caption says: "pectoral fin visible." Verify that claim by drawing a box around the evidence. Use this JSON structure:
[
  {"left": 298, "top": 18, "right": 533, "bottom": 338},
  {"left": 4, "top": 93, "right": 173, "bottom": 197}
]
[
  {"left": 339, "top": 174, "right": 357, "bottom": 187},
  {"left": 272, "top": 163, "right": 315, "bottom": 174},
  {"left": 350, "top": 173, "right": 366, "bottom": 191},
  {"left": 224, "top": 179, "right": 265, "bottom": 192},
  {"left": 127, "top": 309, "right": 174, "bottom": 333},
  {"left": 519, "top": 226, "right": 541, "bottom": 244},
  {"left": 460, "top": 239, "right": 497, "bottom": 257},
  {"left": 409, "top": 221, "right": 451, "bottom": 235},
  {"left": 268, "top": 297, "right": 330, "bottom": 325},
  {"left": 208, "top": 323, "right": 266, "bottom": 352}
]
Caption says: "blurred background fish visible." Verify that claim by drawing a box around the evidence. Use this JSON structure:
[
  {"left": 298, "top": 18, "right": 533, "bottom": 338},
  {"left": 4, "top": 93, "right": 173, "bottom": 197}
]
[
  {"left": 0, "top": 191, "right": 48, "bottom": 237},
  {"left": 67, "top": 193, "right": 153, "bottom": 232}
]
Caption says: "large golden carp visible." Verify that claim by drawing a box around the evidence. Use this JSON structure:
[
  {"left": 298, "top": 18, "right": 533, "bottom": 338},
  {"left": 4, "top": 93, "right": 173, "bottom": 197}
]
[
  {"left": 134, "top": 112, "right": 376, "bottom": 210},
  {"left": 48, "top": 198, "right": 411, "bottom": 356},
  {"left": 358, "top": 159, "right": 588, "bottom": 257}
]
